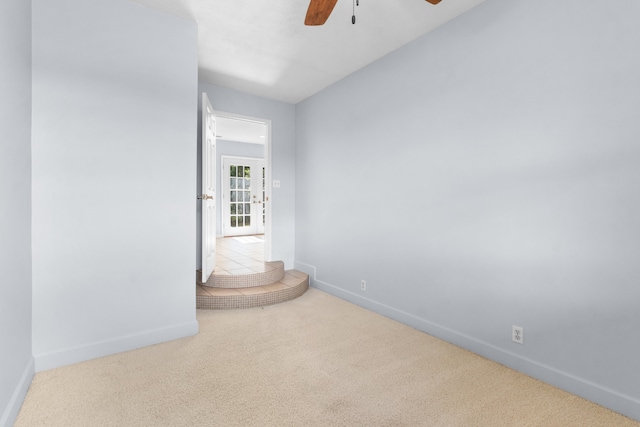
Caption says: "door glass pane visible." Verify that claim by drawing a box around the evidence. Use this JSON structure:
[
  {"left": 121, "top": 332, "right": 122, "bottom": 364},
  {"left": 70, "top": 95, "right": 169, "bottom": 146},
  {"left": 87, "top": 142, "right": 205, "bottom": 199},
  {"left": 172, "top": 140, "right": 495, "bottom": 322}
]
[
  {"left": 244, "top": 166, "right": 251, "bottom": 178},
  {"left": 245, "top": 203, "right": 250, "bottom": 214},
  {"left": 238, "top": 204, "right": 243, "bottom": 214},
  {"left": 231, "top": 216, "right": 236, "bottom": 227},
  {"left": 230, "top": 165, "right": 236, "bottom": 177},
  {"left": 244, "top": 178, "right": 251, "bottom": 190},
  {"left": 245, "top": 216, "right": 251, "bottom": 226},
  {"left": 238, "top": 216, "right": 244, "bottom": 227},
  {"left": 230, "top": 178, "right": 236, "bottom": 189},
  {"left": 238, "top": 166, "right": 244, "bottom": 178},
  {"left": 244, "top": 192, "right": 251, "bottom": 202},
  {"left": 230, "top": 204, "right": 236, "bottom": 215},
  {"left": 230, "top": 191, "right": 236, "bottom": 202}
]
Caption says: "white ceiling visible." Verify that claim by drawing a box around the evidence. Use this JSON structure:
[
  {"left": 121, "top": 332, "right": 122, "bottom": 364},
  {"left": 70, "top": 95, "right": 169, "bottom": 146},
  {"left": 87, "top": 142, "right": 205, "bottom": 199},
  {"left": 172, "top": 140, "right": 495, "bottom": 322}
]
[
  {"left": 215, "top": 115, "right": 267, "bottom": 144},
  {"left": 130, "top": 0, "right": 486, "bottom": 104}
]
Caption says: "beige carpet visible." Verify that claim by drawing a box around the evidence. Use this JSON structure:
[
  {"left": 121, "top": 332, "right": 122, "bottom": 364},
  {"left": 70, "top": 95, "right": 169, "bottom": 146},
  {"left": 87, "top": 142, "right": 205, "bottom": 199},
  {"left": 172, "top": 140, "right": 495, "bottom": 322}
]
[{"left": 15, "top": 288, "right": 639, "bottom": 427}]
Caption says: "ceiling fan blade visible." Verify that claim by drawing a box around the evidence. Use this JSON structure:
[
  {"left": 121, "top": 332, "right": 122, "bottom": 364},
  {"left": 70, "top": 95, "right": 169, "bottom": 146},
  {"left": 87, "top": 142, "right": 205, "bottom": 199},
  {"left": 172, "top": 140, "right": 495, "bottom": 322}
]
[
  {"left": 305, "top": 0, "right": 339, "bottom": 26},
  {"left": 426, "top": 0, "right": 442, "bottom": 4}
]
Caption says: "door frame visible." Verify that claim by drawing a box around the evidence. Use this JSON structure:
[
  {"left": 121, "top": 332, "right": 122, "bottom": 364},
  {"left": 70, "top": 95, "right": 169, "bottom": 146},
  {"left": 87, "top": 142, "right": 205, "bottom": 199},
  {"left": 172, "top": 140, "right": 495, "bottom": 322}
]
[{"left": 214, "top": 110, "right": 272, "bottom": 262}]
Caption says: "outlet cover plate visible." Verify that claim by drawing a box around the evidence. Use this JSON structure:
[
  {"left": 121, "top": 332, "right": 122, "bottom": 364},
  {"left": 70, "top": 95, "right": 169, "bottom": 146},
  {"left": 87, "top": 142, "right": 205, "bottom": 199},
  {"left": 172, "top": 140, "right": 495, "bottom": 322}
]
[{"left": 512, "top": 325, "right": 524, "bottom": 344}]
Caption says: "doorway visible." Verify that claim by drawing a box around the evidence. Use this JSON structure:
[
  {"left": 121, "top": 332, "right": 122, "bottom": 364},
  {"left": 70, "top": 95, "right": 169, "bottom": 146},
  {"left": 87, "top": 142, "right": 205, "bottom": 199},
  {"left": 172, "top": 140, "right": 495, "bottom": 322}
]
[{"left": 213, "top": 111, "right": 272, "bottom": 263}]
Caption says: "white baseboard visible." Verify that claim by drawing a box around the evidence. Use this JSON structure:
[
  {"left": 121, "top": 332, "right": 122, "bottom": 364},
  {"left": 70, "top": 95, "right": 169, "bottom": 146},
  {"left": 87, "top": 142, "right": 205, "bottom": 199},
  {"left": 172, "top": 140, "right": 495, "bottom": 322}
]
[
  {"left": 0, "top": 357, "right": 34, "bottom": 427},
  {"left": 294, "top": 260, "right": 640, "bottom": 423},
  {"left": 34, "top": 320, "right": 199, "bottom": 372}
]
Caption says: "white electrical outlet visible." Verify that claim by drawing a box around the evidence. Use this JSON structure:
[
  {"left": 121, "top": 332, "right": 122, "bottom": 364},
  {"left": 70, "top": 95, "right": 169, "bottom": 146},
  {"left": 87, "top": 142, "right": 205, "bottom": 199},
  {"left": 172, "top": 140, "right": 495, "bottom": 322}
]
[
  {"left": 512, "top": 325, "right": 524, "bottom": 344},
  {"left": 272, "top": 180, "right": 281, "bottom": 188},
  {"left": 361, "top": 280, "right": 366, "bottom": 291}
]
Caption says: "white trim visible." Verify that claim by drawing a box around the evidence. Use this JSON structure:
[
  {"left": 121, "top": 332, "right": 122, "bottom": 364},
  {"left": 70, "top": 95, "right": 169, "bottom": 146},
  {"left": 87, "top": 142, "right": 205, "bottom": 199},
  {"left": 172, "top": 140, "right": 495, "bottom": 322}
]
[
  {"left": 0, "top": 357, "right": 34, "bottom": 427},
  {"left": 213, "top": 110, "right": 272, "bottom": 261},
  {"left": 265, "top": 118, "right": 273, "bottom": 262},
  {"left": 34, "top": 321, "right": 198, "bottom": 372},
  {"left": 294, "top": 260, "right": 640, "bottom": 423}
]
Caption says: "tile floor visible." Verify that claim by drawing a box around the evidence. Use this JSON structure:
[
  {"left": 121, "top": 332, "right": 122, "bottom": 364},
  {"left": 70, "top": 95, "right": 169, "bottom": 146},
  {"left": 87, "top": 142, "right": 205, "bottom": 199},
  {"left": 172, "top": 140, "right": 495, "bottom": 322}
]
[
  {"left": 214, "top": 235, "right": 267, "bottom": 275},
  {"left": 196, "top": 235, "right": 309, "bottom": 307},
  {"left": 196, "top": 269, "right": 308, "bottom": 298}
]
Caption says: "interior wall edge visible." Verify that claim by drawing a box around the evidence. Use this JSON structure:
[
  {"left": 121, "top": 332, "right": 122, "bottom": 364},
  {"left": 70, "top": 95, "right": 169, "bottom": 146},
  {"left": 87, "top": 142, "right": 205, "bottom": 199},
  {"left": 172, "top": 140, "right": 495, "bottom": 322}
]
[
  {"left": 296, "top": 260, "right": 640, "bottom": 423},
  {"left": 34, "top": 321, "right": 199, "bottom": 373},
  {"left": 0, "top": 357, "right": 34, "bottom": 427}
]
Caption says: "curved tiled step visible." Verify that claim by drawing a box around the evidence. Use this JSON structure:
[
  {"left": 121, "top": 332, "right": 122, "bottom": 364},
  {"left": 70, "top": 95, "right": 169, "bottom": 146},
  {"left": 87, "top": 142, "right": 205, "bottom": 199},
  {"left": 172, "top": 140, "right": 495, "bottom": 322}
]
[
  {"left": 201, "top": 261, "right": 285, "bottom": 289},
  {"left": 196, "top": 270, "right": 309, "bottom": 310}
]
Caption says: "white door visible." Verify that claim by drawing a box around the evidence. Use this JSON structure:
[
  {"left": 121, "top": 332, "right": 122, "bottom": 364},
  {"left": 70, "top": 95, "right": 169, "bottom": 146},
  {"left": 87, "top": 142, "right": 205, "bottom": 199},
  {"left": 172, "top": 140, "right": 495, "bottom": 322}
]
[
  {"left": 201, "top": 93, "right": 216, "bottom": 282},
  {"left": 222, "top": 157, "right": 265, "bottom": 236}
]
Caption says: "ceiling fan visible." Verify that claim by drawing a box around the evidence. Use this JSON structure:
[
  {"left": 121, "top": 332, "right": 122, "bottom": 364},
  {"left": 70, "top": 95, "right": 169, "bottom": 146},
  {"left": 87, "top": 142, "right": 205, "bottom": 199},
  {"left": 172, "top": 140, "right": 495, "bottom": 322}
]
[{"left": 305, "top": 0, "right": 442, "bottom": 26}]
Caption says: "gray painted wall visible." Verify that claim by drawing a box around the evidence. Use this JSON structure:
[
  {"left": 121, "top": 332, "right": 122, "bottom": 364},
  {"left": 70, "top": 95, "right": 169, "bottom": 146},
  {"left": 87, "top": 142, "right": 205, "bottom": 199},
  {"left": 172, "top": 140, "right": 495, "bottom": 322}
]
[
  {"left": 31, "top": 0, "right": 199, "bottom": 371},
  {"left": 0, "top": 1, "right": 34, "bottom": 425},
  {"left": 295, "top": 0, "right": 640, "bottom": 421},
  {"left": 197, "top": 83, "right": 296, "bottom": 269},
  {"left": 216, "top": 140, "right": 265, "bottom": 236}
]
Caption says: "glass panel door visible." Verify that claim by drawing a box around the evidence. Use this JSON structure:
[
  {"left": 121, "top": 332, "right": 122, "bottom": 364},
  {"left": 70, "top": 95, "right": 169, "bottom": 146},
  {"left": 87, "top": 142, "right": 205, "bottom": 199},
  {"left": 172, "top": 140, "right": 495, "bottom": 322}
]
[{"left": 222, "top": 157, "right": 265, "bottom": 236}]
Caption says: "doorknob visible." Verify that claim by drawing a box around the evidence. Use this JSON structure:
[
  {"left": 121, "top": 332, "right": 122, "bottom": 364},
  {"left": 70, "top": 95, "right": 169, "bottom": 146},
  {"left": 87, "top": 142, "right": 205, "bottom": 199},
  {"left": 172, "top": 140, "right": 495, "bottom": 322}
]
[{"left": 197, "top": 194, "right": 214, "bottom": 200}]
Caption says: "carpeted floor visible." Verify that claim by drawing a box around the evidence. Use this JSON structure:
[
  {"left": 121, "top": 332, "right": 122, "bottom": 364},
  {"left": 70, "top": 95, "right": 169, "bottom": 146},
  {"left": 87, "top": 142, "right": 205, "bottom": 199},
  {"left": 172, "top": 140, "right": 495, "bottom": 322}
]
[{"left": 15, "top": 288, "right": 640, "bottom": 426}]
